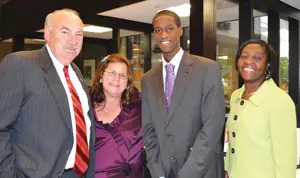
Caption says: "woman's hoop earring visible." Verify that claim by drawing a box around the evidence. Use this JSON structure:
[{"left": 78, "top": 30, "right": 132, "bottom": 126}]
[{"left": 265, "top": 63, "right": 271, "bottom": 79}]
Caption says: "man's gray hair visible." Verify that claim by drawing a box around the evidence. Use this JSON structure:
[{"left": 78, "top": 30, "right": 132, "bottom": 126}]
[{"left": 44, "top": 8, "right": 80, "bottom": 28}]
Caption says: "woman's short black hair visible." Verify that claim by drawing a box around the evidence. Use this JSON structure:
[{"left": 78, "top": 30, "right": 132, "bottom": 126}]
[{"left": 235, "top": 39, "right": 277, "bottom": 80}]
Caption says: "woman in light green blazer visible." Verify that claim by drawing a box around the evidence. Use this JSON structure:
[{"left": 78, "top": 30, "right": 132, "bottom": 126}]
[{"left": 224, "top": 39, "right": 297, "bottom": 178}]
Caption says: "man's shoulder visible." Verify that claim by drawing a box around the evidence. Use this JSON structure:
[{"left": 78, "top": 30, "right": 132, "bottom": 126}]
[
  {"left": 5, "top": 48, "right": 44, "bottom": 62},
  {"left": 186, "top": 53, "right": 217, "bottom": 65},
  {"left": 143, "top": 62, "right": 161, "bottom": 79},
  {"left": 183, "top": 53, "right": 219, "bottom": 72},
  {"left": 1, "top": 48, "right": 44, "bottom": 69}
]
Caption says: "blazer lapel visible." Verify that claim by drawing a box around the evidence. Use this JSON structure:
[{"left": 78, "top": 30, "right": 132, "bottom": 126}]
[
  {"left": 152, "top": 63, "right": 168, "bottom": 119},
  {"left": 166, "top": 53, "right": 193, "bottom": 124},
  {"left": 41, "top": 46, "right": 73, "bottom": 132}
]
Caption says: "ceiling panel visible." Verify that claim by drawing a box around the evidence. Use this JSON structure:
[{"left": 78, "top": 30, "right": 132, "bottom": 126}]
[{"left": 280, "top": 0, "right": 300, "bottom": 10}]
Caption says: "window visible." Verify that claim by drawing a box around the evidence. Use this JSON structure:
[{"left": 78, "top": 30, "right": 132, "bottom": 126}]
[
  {"left": 216, "top": 0, "right": 239, "bottom": 107},
  {"left": 279, "top": 19, "right": 289, "bottom": 92}
]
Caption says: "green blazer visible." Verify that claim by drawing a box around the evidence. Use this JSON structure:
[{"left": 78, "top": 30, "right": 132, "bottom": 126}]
[{"left": 225, "top": 79, "right": 297, "bottom": 178}]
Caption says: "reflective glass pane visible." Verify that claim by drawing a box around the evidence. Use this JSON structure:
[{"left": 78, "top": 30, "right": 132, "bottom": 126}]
[
  {"left": 253, "top": 10, "right": 268, "bottom": 41},
  {"left": 280, "top": 19, "right": 289, "bottom": 92},
  {"left": 151, "top": 33, "right": 161, "bottom": 66},
  {"left": 120, "top": 30, "right": 145, "bottom": 91},
  {"left": 216, "top": 0, "right": 239, "bottom": 107}
]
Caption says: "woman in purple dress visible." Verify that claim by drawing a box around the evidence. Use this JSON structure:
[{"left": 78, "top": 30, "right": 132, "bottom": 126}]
[{"left": 90, "top": 54, "right": 144, "bottom": 178}]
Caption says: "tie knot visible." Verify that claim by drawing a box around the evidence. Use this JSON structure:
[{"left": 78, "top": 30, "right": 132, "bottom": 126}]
[
  {"left": 63, "top": 65, "right": 68, "bottom": 72},
  {"left": 165, "top": 63, "right": 175, "bottom": 73},
  {"left": 63, "top": 65, "right": 69, "bottom": 77}
]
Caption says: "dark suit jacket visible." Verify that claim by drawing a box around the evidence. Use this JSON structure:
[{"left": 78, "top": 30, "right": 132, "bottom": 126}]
[
  {"left": 142, "top": 52, "right": 225, "bottom": 178},
  {"left": 0, "top": 46, "right": 95, "bottom": 178}
]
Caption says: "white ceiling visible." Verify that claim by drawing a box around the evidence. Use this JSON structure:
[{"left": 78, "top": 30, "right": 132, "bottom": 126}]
[
  {"left": 14, "top": 0, "right": 300, "bottom": 42},
  {"left": 99, "top": 0, "right": 242, "bottom": 28},
  {"left": 280, "top": 0, "right": 300, "bottom": 10},
  {"left": 98, "top": 0, "right": 279, "bottom": 29},
  {"left": 99, "top": 0, "right": 190, "bottom": 26},
  {"left": 99, "top": 0, "right": 300, "bottom": 27}
]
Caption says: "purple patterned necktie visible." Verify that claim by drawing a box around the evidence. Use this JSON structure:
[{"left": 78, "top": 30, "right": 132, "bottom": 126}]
[{"left": 165, "top": 63, "right": 175, "bottom": 112}]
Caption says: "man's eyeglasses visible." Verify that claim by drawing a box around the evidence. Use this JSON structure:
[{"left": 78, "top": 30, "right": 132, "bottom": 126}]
[{"left": 104, "top": 70, "right": 128, "bottom": 81}]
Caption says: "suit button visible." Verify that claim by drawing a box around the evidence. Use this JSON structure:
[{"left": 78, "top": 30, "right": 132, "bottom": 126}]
[
  {"left": 240, "top": 100, "right": 244, "bottom": 105},
  {"left": 171, "top": 156, "right": 176, "bottom": 161},
  {"left": 231, "top": 148, "right": 235, "bottom": 154},
  {"left": 232, "top": 132, "right": 236, "bottom": 137},
  {"left": 234, "top": 115, "right": 238, "bottom": 121},
  {"left": 166, "top": 133, "right": 173, "bottom": 137}
]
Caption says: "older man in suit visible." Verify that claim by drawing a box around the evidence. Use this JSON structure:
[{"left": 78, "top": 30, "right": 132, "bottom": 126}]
[
  {"left": 0, "top": 9, "right": 94, "bottom": 177},
  {"left": 142, "top": 10, "right": 225, "bottom": 178}
]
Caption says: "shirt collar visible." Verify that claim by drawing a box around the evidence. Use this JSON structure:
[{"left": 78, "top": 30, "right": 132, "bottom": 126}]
[
  {"left": 235, "top": 79, "right": 277, "bottom": 106},
  {"left": 46, "top": 44, "right": 68, "bottom": 71},
  {"left": 162, "top": 48, "right": 184, "bottom": 67}
]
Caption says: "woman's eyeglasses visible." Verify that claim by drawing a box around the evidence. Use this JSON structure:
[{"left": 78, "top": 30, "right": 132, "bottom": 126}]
[{"left": 104, "top": 70, "right": 128, "bottom": 81}]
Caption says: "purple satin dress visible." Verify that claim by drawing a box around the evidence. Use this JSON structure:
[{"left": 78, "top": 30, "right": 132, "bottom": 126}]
[{"left": 94, "top": 96, "right": 144, "bottom": 178}]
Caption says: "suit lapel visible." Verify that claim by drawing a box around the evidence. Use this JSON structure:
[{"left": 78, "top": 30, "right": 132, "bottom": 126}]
[
  {"left": 40, "top": 46, "right": 72, "bottom": 132},
  {"left": 166, "top": 53, "right": 193, "bottom": 124},
  {"left": 152, "top": 63, "right": 168, "bottom": 119}
]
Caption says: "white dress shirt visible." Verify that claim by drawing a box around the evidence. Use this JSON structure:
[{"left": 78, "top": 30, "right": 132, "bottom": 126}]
[{"left": 46, "top": 45, "right": 91, "bottom": 169}]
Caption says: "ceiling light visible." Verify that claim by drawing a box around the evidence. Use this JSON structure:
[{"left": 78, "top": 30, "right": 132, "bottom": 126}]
[
  {"left": 32, "top": 39, "right": 45, "bottom": 42},
  {"left": 24, "top": 38, "right": 46, "bottom": 45},
  {"left": 83, "top": 25, "right": 112, "bottom": 33},
  {"left": 36, "top": 25, "right": 112, "bottom": 34},
  {"left": 218, "top": 56, "right": 228, "bottom": 60},
  {"left": 165, "top": 3, "right": 190, "bottom": 17},
  {"left": 3, "top": 38, "right": 12, "bottom": 42}
]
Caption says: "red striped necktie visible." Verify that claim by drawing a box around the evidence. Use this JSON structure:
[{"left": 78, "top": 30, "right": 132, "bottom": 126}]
[{"left": 63, "top": 66, "right": 89, "bottom": 177}]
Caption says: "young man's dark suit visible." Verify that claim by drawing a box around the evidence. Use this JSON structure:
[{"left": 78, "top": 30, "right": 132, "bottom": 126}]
[
  {"left": 142, "top": 52, "right": 225, "bottom": 178},
  {"left": 0, "top": 46, "right": 95, "bottom": 177}
]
